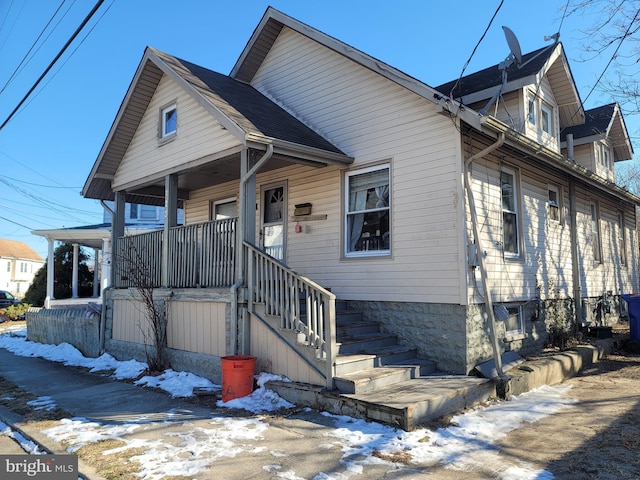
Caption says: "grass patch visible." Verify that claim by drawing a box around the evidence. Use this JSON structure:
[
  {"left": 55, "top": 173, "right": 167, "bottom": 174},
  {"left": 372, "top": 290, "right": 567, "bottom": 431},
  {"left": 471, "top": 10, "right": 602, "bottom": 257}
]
[{"left": 0, "top": 376, "right": 71, "bottom": 421}]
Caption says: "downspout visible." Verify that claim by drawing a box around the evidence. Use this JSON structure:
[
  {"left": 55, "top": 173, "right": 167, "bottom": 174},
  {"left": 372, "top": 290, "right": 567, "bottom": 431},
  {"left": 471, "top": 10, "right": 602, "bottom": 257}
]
[
  {"left": 566, "top": 134, "right": 583, "bottom": 330},
  {"left": 231, "top": 144, "right": 274, "bottom": 354},
  {"left": 464, "top": 133, "right": 509, "bottom": 381},
  {"left": 99, "top": 200, "right": 114, "bottom": 354}
]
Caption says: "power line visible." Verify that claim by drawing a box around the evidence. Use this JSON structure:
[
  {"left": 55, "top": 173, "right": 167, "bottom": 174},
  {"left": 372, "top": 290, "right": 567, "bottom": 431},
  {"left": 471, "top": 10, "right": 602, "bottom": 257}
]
[
  {"left": 21, "top": 0, "right": 116, "bottom": 114},
  {"left": 0, "top": 1, "right": 66, "bottom": 95},
  {"left": 0, "top": 0, "right": 105, "bottom": 132},
  {"left": 448, "top": 0, "right": 505, "bottom": 100},
  {"left": 0, "top": 215, "right": 34, "bottom": 230}
]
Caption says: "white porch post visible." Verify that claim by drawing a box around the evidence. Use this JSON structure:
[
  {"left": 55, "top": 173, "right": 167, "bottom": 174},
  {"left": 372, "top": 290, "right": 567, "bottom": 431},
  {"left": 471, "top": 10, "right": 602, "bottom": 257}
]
[
  {"left": 101, "top": 237, "right": 111, "bottom": 292},
  {"left": 93, "top": 248, "right": 99, "bottom": 298},
  {"left": 71, "top": 243, "right": 79, "bottom": 299},
  {"left": 162, "top": 174, "right": 178, "bottom": 288},
  {"left": 44, "top": 237, "right": 55, "bottom": 308}
]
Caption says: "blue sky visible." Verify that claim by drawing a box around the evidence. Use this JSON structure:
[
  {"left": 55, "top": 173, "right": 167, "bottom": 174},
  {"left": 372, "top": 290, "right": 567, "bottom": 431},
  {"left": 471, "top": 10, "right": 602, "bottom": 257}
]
[{"left": 0, "top": 0, "right": 631, "bottom": 260}]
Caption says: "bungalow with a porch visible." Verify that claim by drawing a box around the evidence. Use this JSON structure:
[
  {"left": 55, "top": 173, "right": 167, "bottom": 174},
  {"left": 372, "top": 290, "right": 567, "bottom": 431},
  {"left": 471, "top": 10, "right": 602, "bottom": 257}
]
[{"left": 81, "top": 7, "right": 638, "bottom": 418}]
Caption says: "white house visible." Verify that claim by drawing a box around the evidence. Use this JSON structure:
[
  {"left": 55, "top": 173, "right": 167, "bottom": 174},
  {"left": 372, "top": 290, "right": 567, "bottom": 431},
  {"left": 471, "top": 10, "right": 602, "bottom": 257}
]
[
  {"left": 80, "top": 8, "right": 638, "bottom": 421},
  {"left": 0, "top": 238, "right": 44, "bottom": 299}
]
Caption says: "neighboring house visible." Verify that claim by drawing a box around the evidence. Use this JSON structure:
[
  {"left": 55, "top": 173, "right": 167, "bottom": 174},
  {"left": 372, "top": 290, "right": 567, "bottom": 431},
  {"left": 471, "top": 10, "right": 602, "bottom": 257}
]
[
  {"left": 32, "top": 201, "right": 180, "bottom": 307},
  {"left": 81, "top": 8, "right": 638, "bottom": 394},
  {"left": 0, "top": 238, "right": 44, "bottom": 299},
  {"left": 101, "top": 201, "right": 184, "bottom": 225}
]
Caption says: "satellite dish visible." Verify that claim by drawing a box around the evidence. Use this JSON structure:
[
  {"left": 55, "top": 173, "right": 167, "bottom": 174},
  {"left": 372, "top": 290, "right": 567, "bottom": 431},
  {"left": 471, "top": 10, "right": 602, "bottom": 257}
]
[
  {"left": 502, "top": 26, "right": 522, "bottom": 66},
  {"left": 479, "top": 26, "right": 523, "bottom": 115}
]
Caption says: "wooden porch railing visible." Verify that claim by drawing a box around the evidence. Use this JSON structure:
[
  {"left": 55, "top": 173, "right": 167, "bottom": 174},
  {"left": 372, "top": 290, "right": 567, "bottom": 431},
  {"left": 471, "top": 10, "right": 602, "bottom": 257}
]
[
  {"left": 245, "top": 242, "right": 336, "bottom": 388},
  {"left": 114, "top": 218, "right": 236, "bottom": 288}
]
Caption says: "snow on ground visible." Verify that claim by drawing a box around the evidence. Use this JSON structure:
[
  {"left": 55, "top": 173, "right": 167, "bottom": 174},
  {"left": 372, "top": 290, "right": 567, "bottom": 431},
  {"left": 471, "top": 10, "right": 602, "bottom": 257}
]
[{"left": 0, "top": 328, "right": 577, "bottom": 479}]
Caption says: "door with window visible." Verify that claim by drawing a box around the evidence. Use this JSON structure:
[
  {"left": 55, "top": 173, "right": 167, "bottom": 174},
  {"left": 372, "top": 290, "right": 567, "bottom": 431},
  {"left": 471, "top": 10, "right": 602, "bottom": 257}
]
[{"left": 260, "top": 183, "right": 287, "bottom": 261}]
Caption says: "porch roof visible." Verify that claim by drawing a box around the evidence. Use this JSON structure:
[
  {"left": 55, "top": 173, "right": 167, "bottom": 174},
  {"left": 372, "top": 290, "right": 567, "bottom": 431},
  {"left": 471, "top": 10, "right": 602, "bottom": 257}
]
[
  {"left": 82, "top": 47, "right": 352, "bottom": 203},
  {"left": 32, "top": 223, "right": 161, "bottom": 250}
]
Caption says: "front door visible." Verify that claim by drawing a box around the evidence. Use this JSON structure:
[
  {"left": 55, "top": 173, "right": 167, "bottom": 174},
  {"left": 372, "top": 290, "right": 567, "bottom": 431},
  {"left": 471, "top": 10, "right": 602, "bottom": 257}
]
[{"left": 260, "top": 182, "right": 287, "bottom": 261}]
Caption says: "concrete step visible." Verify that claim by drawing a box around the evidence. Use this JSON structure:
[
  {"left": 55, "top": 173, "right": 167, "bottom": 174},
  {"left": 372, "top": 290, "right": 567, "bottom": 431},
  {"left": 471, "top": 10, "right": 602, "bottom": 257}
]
[
  {"left": 265, "top": 374, "right": 496, "bottom": 431},
  {"left": 335, "top": 367, "right": 414, "bottom": 394},
  {"left": 336, "top": 332, "right": 399, "bottom": 354},
  {"left": 334, "top": 359, "right": 437, "bottom": 394},
  {"left": 335, "top": 345, "right": 419, "bottom": 375},
  {"left": 337, "top": 321, "right": 381, "bottom": 336}
]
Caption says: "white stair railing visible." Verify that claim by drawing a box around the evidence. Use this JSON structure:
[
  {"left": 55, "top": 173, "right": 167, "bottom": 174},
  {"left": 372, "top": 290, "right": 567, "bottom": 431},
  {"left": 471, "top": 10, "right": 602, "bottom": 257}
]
[{"left": 245, "top": 242, "right": 336, "bottom": 388}]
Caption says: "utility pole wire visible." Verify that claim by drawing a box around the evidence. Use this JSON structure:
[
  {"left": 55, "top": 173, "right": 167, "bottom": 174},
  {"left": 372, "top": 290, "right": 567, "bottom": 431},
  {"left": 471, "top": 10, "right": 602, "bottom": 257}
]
[{"left": 0, "top": 0, "right": 105, "bottom": 132}]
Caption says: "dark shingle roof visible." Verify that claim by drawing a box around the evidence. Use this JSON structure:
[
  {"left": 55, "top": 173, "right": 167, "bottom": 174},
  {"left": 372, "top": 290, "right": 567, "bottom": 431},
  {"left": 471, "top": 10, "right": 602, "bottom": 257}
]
[
  {"left": 167, "top": 53, "right": 345, "bottom": 155},
  {"left": 435, "top": 45, "right": 556, "bottom": 101},
  {"left": 560, "top": 103, "right": 615, "bottom": 141}
]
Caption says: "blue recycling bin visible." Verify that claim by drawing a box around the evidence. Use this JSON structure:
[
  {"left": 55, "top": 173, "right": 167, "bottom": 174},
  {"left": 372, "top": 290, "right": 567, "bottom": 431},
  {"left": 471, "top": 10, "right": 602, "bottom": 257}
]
[{"left": 621, "top": 294, "right": 640, "bottom": 342}]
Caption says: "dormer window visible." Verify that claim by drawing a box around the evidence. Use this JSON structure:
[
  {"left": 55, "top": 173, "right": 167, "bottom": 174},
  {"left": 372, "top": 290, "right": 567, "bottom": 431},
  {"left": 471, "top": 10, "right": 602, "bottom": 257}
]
[
  {"left": 527, "top": 97, "right": 536, "bottom": 125},
  {"left": 160, "top": 102, "right": 177, "bottom": 139},
  {"left": 541, "top": 104, "right": 552, "bottom": 135},
  {"left": 527, "top": 94, "right": 554, "bottom": 136},
  {"left": 598, "top": 143, "right": 611, "bottom": 170}
]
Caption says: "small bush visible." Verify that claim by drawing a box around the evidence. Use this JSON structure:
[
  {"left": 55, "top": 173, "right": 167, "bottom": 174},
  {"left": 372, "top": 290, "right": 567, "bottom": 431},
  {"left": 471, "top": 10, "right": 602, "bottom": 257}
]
[{"left": 1, "top": 303, "right": 31, "bottom": 321}]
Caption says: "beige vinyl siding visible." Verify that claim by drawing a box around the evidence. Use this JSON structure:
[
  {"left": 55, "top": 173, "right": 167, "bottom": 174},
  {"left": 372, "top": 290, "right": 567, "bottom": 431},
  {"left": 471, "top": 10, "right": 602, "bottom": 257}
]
[
  {"left": 111, "top": 297, "right": 228, "bottom": 356},
  {"left": 246, "top": 27, "right": 462, "bottom": 304},
  {"left": 572, "top": 143, "right": 594, "bottom": 171},
  {"left": 467, "top": 139, "right": 574, "bottom": 303},
  {"left": 167, "top": 301, "right": 227, "bottom": 356},
  {"left": 113, "top": 75, "right": 242, "bottom": 191},
  {"left": 250, "top": 312, "right": 324, "bottom": 385},
  {"left": 576, "top": 190, "right": 637, "bottom": 297},
  {"left": 467, "top": 135, "right": 636, "bottom": 303},
  {"left": 112, "top": 299, "right": 149, "bottom": 344}
]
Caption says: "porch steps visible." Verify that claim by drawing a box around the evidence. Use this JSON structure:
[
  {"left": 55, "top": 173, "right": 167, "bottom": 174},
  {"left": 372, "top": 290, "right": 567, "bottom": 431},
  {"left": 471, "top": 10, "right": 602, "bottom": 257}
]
[
  {"left": 270, "top": 298, "right": 496, "bottom": 430},
  {"left": 266, "top": 376, "right": 496, "bottom": 431}
]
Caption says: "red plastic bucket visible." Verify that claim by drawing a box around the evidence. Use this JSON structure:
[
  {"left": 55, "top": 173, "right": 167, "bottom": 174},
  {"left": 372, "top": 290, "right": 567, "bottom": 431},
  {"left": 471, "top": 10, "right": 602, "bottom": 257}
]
[{"left": 221, "top": 355, "right": 257, "bottom": 402}]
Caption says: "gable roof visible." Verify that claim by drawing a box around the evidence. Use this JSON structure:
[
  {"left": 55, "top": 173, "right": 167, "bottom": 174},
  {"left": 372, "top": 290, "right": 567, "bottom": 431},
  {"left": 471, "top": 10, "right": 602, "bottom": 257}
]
[
  {"left": 0, "top": 239, "right": 43, "bottom": 262},
  {"left": 230, "top": 7, "right": 481, "bottom": 129},
  {"left": 560, "top": 103, "right": 633, "bottom": 161},
  {"left": 83, "top": 47, "right": 351, "bottom": 201},
  {"left": 435, "top": 42, "right": 585, "bottom": 128}
]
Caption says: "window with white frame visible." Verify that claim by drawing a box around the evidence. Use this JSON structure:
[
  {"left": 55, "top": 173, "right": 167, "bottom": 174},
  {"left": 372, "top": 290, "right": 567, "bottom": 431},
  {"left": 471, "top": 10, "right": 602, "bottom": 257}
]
[
  {"left": 20, "top": 262, "right": 27, "bottom": 273},
  {"left": 618, "top": 211, "right": 627, "bottom": 266},
  {"left": 160, "top": 103, "right": 177, "bottom": 138},
  {"left": 599, "top": 143, "right": 611, "bottom": 171},
  {"left": 501, "top": 168, "right": 520, "bottom": 256},
  {"left": 6, "top": 261, "right": 10, "bottom": 272},
  {"left": 540, "top": 103, "right": 552, "bottom": 135},
  {"left": 548, "top": 185, "right": 560, "bottom": 223},
  {"left": 591, "top": 201, "right": 602, "bottom": 263},
  {"left": 211, "top": 198, "right": 237, "bottom": 220},
  {"left": 345, "top": 164, "right": 390, "bottom": 256},
  {"left": 527, "top": 93, "right": 554, "bottom": 137},
  {"left": 527, "top": 97, "right": 536, "bottom": 125}
]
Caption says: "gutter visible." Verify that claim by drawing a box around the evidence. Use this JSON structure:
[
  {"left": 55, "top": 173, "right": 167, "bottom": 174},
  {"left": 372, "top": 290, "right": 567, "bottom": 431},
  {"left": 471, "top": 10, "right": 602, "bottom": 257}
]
[
  {"left": 231, "top": 143, "right": 274, "bottom": 354},
  {"left": 464, "top": 133, "right": 509, "bottom": 381},
  {"left": 481, "top": 116, "right": 640, "bottom": 206}
]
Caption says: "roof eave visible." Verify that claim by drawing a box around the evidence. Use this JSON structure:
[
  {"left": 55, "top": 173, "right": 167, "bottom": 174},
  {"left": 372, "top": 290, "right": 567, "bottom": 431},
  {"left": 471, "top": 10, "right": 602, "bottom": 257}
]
[{"left": 480, "top": 115, "right": 640, "bottom": 205}]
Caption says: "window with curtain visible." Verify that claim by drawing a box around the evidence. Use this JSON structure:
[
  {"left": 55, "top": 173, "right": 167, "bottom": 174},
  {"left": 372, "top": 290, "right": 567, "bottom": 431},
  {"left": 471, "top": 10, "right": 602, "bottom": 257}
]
[{"left": 345, "top": 165, "right": 390, "bottom": 256}]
